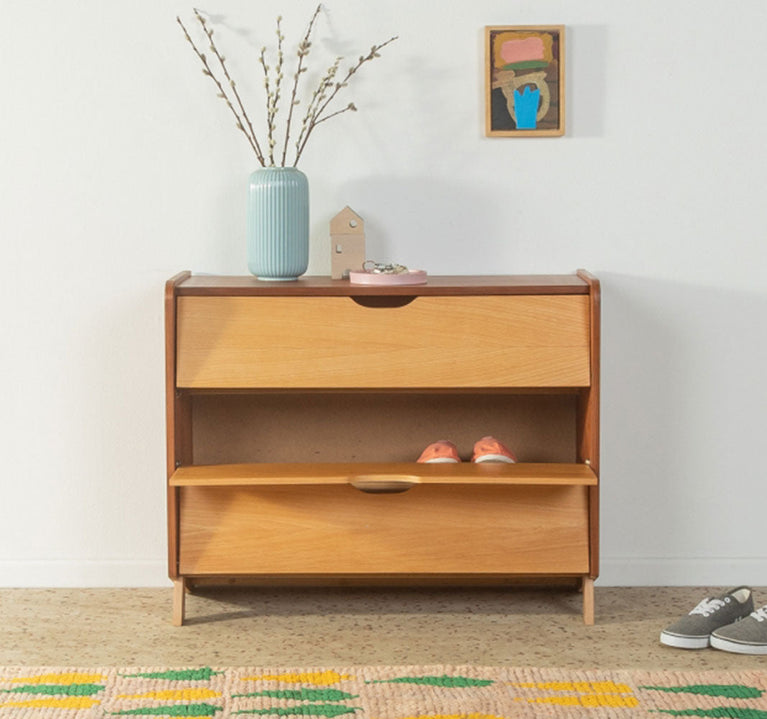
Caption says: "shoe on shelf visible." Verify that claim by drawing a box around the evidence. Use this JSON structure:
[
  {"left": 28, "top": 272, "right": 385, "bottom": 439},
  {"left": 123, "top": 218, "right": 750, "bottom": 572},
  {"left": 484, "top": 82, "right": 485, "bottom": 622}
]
[
  {"left": 659, "top": 586, "right": 754, "bottom": 649},
  {"left": 710, "top": 605, "right": 767, "bottom": 654},
  {"left": 472, "top": 436, "right": 517, "bottom": 463},
  {"left": 417, "top": 440, "right": 460, "bottom": 463}
]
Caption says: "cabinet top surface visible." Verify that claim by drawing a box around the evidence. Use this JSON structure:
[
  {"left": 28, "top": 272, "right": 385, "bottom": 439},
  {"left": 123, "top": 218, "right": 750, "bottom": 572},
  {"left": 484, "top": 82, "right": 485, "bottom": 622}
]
[{"left": 169, "top": 272, "right": 594, "bottom": 296}]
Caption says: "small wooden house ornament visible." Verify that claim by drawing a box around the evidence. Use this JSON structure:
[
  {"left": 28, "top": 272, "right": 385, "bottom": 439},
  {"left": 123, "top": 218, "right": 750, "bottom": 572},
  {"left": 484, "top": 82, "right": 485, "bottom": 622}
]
[{"left": 330, "top": 206, "right": 365, "bottom": 279}]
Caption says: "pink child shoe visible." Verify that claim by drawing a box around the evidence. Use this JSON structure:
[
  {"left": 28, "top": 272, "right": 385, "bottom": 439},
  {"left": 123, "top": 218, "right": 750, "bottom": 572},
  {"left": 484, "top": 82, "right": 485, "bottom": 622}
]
[
  {"left": 472, "top": 436, "right": 517, "bottom": 463},
  {"left": 417, "top": 440, "right": 461, "bottom": 463}
]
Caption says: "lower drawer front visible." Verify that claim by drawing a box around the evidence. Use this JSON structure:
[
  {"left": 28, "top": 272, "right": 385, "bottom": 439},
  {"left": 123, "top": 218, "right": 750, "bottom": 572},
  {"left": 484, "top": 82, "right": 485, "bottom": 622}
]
[{"left": 178, "top": 485, "right": 589, "bottom": 575}]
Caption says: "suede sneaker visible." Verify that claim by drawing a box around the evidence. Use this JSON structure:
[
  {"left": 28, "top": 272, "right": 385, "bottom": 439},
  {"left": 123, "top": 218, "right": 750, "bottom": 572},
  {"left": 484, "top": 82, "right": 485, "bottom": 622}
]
[
  {"left": 417, "top": 440, "right": 460, "bottom": 463},
  {"left": 660, "top": 586, "right": 754, "bottom": 649},
  {"left": 710, "top": 605, "right": 767, "bottom": 654}
]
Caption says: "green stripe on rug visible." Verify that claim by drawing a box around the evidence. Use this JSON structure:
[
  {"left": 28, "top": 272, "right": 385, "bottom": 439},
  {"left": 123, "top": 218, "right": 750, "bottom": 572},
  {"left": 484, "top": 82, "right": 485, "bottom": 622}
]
[
  {"left": 233, "top": 690, "right": 358, "bottom": 701},
  {"left": 370, "top": 676, "right": 494, "bottom": 688},
  {"left": 653, "top": 710, "right": 767, "bottom": 718},
  {"left": 233, "top": 704, "right": 360, "bottom": 717},
  {"left": 111, "top": 704, "right": 222, "bottom": 716},
  {"left": 642, "top": 684, "right": 764, "bottom": 699}
]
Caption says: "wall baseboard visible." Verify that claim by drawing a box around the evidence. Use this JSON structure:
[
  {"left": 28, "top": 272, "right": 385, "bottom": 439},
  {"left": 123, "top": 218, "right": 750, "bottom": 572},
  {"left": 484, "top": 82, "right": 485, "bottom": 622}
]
[
  {"left": 1, "top": 558, "right": 765, "bottom": 588},
  {"left": 599, "top": 557, "right": 767, "bottom": 586},
  {"left": 0, "top": 560, "right": 169, "bottom": 587}
]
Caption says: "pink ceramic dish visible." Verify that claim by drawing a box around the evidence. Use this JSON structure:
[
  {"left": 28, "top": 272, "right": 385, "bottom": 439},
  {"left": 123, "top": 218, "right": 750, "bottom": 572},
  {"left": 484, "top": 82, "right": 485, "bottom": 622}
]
[{"left": 349, "top": 269, "right": 428, "bottom": 286}]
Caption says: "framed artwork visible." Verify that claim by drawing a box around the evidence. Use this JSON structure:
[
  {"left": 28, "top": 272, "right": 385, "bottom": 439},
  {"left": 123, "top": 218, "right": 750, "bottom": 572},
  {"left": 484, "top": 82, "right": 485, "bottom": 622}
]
[{"left": 485, "top": 25, "right": 565, "bottom": 137}]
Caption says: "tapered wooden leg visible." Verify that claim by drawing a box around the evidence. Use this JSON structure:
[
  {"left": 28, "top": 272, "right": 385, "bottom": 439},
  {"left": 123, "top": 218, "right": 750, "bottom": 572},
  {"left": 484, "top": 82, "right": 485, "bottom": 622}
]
[
  {"left": 582, "top": 576, "right": 595, "bottom": 625},
  {"left": 172, "top": 578, "right": 186, "bottom": 626}
]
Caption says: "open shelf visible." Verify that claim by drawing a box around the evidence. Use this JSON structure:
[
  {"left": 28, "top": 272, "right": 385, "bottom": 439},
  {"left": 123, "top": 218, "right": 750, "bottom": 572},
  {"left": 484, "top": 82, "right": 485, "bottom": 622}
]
[
  {"left": 170, "top": 461, "right": 598, "bottom": 487},
  {"left": 188, "top": 391, "right": 581, "bottom": 465}
]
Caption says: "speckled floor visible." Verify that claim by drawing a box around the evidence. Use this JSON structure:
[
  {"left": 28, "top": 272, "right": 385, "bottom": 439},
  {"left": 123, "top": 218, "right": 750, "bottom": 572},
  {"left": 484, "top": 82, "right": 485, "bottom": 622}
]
[{"left": 2, "top": 586, "right": 765, "bottom": 669}]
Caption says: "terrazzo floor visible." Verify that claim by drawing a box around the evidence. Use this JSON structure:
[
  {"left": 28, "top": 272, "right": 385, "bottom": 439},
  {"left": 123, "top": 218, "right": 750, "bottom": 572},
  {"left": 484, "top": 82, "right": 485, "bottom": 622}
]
[{"left": 2, "top": 586, "right": 765, "bottom": 669}]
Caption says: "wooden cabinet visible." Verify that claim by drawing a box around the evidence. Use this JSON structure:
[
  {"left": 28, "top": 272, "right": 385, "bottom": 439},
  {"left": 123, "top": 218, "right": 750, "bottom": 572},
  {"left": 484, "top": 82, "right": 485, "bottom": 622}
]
[{"left": 165, "top": 272, "right": 600, "bottom": 625}]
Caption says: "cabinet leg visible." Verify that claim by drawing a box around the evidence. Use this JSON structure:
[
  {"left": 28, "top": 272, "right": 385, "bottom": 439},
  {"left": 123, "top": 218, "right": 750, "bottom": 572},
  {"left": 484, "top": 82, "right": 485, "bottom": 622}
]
[
  {"left": 582, "top": 576, "right": 595, "bottom": 625},
  {"left": 172, "top": 578, "right": 186, "bottom": 626}
]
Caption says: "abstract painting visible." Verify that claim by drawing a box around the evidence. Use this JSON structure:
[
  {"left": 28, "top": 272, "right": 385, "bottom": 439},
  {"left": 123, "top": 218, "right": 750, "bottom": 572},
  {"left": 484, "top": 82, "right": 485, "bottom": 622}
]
[{"left": 485, "top": 25, "right": 565, "bottom": 137}]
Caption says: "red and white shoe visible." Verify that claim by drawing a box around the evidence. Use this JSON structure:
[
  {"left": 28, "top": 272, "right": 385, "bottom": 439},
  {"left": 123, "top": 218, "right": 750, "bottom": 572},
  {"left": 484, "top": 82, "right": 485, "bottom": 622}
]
[
  {"left": 417, "top": 440, "right": 461, "bottom": 463},
  {"left": 472, "top": 436, "right": 517, "bottom": 463}
]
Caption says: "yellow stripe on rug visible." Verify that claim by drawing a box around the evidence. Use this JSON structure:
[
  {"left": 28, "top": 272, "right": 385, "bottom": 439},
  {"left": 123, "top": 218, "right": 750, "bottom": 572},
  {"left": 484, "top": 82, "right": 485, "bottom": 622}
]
[{"left": 242, "top": 671, "right": 355, "bottom": 685}]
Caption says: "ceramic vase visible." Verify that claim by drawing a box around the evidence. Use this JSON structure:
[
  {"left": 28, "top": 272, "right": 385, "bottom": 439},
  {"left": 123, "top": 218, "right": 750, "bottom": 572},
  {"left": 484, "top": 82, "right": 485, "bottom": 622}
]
[{"left": 247, "top": 167, "right": 309, "bottom": 281}]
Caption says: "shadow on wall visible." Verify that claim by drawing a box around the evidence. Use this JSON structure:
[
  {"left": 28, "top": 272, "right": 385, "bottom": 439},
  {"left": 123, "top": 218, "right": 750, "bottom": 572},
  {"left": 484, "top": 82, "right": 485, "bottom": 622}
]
[
  {"left": 328, "top": 175, "right": 513, "bottom": 275},
  {"left": 567, "top": 25, "right": 608, "bottom": 138},
  {"left": 599, "top": 272, "right": 767, "bottom": 585},
  {"left": 69, "top": 279, "right": 167, "bottom": 570}
]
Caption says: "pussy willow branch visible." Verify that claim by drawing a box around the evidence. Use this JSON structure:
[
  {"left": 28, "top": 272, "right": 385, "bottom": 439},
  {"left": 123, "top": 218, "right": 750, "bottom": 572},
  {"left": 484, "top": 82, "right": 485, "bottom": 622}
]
[
  {"left": 192, "top": 9, "right": 266, "bottom": 165},
  {"left": 178, "top": 4, "right": 397, "bottom": 168},
  {"left": 259, "top": 48, "right": 274, "bottom": 164},
  {"left": 293, "top": 56, "right": 341, "bottom": 158},
  {"left": 293, "top": 35, "right": 397, "bottom": 165},
  {"left": 313, "top": 102, "right": 357, "bottom": 126},
  {"left": 270, "top": 17, "right": 285, "bottom": 165},
  {"left": 258, "top": 16, "right": 285, "bottom": 165},
  {"left": 280, "top": 4, "right": 321, "bottom": 166},
  {"left": 177, "top": 15, "right": 265, "bottom": 164}
]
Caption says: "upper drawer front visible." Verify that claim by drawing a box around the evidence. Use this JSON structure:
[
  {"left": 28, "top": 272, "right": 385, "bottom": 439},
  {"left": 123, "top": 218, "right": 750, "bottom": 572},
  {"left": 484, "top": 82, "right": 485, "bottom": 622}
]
[{"left": 176, "top": 295, "right": 590, "bottom": 388}]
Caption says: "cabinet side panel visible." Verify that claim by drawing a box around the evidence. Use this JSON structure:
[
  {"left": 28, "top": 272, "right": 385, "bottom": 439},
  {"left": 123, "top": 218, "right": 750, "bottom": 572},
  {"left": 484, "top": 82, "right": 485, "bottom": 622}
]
[
  {"left": 176, "top": 295, "right": 590, "bottom": 388},
  {"left": 165, "top": 273, "right": 193, "bottom": 579},
  {"left": 179, "top": 485, "right": 590, "bottom": 575},
  {"left": 577, "top": 270, "right": 600, "bottom": 578}
]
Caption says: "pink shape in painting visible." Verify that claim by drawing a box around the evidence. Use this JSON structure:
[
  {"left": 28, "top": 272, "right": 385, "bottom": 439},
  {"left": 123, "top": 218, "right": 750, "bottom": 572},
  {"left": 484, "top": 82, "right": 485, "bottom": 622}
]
[{"left": 501, "top": 36, "right": 544, "bottom": 64}]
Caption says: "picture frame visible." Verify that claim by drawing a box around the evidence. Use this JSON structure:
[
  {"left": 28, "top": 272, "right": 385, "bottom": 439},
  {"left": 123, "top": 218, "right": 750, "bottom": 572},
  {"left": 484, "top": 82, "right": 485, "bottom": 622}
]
[{"left": 485, "top": 25, "right": 565, "bottom": 137}]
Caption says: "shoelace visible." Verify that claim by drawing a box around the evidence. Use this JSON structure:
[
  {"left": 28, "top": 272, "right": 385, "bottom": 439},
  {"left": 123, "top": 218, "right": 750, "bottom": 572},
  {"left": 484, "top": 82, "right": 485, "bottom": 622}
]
[
  {"left": 751, "top": 606, "right": 767, "bottom": 622},
  {"left": 689, "top": 597, "right": 726, "bottom": 617}
]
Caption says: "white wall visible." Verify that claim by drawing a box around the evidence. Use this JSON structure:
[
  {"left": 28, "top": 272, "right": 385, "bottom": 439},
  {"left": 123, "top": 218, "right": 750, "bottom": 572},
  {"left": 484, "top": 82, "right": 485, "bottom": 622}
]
[{"left": 2, "top": 0, "right": 766, "bottom": 587}]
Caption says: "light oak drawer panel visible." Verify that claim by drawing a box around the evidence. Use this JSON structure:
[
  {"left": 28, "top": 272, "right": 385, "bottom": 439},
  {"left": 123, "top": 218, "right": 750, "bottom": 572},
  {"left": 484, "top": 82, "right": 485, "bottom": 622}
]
[
  {"left": 176, "top": 295, "right": 590, "bottom": 388},
  {"left": 178, "top": 485, "right": 590, "bottom": 575}
]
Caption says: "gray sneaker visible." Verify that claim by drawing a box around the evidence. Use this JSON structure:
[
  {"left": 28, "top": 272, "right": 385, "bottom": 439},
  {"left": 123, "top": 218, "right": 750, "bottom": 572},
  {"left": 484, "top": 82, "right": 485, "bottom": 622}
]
[
  {"left": 660, "top": 586, "right": 754, "bottom": 649},
  {"left": 711, "top": 605, "right": 767, "bottom": 654}
]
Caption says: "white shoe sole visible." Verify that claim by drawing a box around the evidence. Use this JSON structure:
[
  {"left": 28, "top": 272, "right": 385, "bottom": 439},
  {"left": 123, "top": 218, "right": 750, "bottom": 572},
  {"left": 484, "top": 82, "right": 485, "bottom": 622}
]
[
  {"left": 659, "top": 631, "right": 710, "bottom": 649},
  {"left": 710, "top": 635, "right": 767, "bottom": 654},
  {"left": 474, "top": 454, "right": 515, "bottom": 463}
]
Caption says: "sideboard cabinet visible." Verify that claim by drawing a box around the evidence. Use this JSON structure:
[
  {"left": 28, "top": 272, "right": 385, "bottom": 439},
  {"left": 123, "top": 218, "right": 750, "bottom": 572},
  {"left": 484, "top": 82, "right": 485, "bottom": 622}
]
[{"left": 165, "top": 272, "right": 600, "bottom": 625}]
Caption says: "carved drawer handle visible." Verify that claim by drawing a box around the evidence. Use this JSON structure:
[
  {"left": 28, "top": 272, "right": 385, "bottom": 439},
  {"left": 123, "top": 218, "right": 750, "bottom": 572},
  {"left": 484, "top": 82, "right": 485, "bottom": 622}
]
[
  {"left": 350, "top": 296, "right": 416, "bottom": 308},
  {"left": 349, "top": 475, "right": 420, "bottom": 494}
]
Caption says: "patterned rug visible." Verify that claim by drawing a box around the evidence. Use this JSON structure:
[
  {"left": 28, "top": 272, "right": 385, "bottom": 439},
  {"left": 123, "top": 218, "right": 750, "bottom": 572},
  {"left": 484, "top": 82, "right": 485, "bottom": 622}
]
[{"left": 1, "top": 666, "right": 766, "bottom": 718}]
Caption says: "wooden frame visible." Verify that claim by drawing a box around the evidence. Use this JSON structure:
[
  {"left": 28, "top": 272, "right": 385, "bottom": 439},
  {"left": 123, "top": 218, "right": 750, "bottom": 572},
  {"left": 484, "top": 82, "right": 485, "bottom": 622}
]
[{"left": 485, "top": 25, "right": 565, "bottom": 137}]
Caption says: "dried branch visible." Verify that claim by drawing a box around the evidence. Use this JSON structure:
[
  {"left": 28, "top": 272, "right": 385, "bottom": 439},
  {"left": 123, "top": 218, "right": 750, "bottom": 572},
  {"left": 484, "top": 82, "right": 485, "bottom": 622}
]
[
  {"left": 280, "top": 4, "right": 321, "bottom": 166},
  {"left": 314, "top": 102, "right": 358, "bottom": 126},
  {"left": 294, "top": 35, "right": 397, "bottom": 165},
  {"left": 258, "top": 48, "right": 273, "bottom": 163},
  {"left": 271, "top": 17, "right": 285, "bottom": 164},
  {"left": 293, "top": 56, "right": 342, "bottom": 159},
  {"left": 177, "top": 15, "right": 265, "bottom": 164},
  {"left": 177, "top": 5, "right": 397, "bottom": 168},
  {"left": 193, "top": 10, "right": 266, "bottom": 164}
]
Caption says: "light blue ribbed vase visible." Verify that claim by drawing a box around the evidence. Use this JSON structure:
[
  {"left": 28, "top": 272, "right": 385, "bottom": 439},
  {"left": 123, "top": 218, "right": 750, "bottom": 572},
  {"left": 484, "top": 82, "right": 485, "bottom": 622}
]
[{"left": 247, "top": 167, "right": 309, "bottom": 281}]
